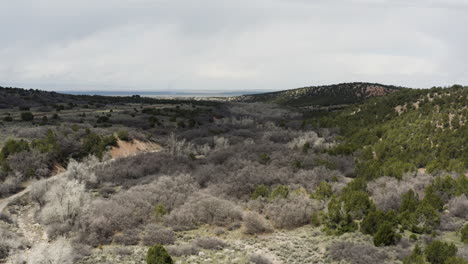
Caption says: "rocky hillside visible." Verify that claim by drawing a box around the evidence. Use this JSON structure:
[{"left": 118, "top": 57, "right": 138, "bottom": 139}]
[{"left": 232, "top": 82, "right": 402, "bottom": 107}]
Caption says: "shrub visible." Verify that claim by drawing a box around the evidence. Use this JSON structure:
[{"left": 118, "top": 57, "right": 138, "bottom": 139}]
[
  {"left": 24, "top": 237, "right": 76, "bottom": 264},
  {"left": 146, "top": 244, "right": 173, "bottom": 264},
  {"left": 243, "top": 212, "right": 272, "bottom": 235},
  {"left": 425, "top": 241, "right": 458, "bottom": 264},
  {"left": 403, "top": 244, "right": 425, "bottom": 264},
  {"left": 265, "top": 196, "right": 320, "bottom": 229},
  {"left": 20, "top": 111, "right": 34, "bottom": 121},
  {"left": 448, "top": 195, "right": 468, "bottom": 220},
  {"left": 249, "top": 254, "right": 273, "bottom": 264},
  {"left": 117, "top": 130, "right": 130, "bottom": 141},
  {"left": 310, "top": 211, "right": 321, "bottom": 227},
  {"left": 142, "top": 224, "right": 175, "bottom": 246},
  {"left": 193, "top": 237, "right": 227, "bottom": 250},
  {"left": 363, "top": 210, "right": 398, "bottom": 235},
  {"left": 461, "top": 224, "right": 468, "bottom": 243},
  {"left": 271, "top": 185, "right": 289, "bottom": 199},
  {"left": 328, "top": 242, "right": 388, "bottom": 264},
  {"left": 166, "top": 244, "right": 199, "bottom": 257},
  {"left": 324, "top": 196, "right": 358, "bottom": 235},
  {"left": 113, "top": 229, "right": 140, "bottom": 246},
  {"left": 311, "top": 181, "right": 333, "bottom": 200},
  {"left": 400, "top": 189, "right": 420, "bottom": 213},
  {"left": 373, "top": 222, "right": 400, "bottom": 246},
  {"left": 251, "top": 185, "right": 270, "bottom": 200},
  {"left": 165, "top": 193, "right": 242, "bottom": 230},
  {"left": 343, "top": 191, "right": 375, "bottom": 220}
]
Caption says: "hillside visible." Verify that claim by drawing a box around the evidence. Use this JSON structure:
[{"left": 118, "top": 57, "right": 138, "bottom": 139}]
[
  {"left": 0, "top": 86, "right": 218, "bottom": 109},
  {"left": 233, "top": 82, "right": 403, "bottom": 107},
  {"left": 315, "top": 85, "right": 468, "bottom": 179}
]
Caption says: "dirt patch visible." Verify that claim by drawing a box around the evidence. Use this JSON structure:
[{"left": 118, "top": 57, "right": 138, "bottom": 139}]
[{"left": 111, "top": 139, "right": 162, "bottom": 159}]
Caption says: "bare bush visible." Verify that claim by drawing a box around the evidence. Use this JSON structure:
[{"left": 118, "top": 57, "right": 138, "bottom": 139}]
[
  {"left": 265, "top": 196, "right": 321, "bottom": 229},
  {"left": 7, "top": 150, "right": 51, "bottom": 178},
  {"left": 249, "top": 254, "right": 273, "bottom": 264},
  {"left": 243, "top": 212, "right": 272, "bottom": 235},
  {"left": 167, "top": 244, "right": 199, "bottom": 257},
  {"left": 30, "top": 180, "right": 49, "bottom": 208},
  {"left": 23, "top": 237, "right": 76, "bottom": 264},
  {"left": 448, "top": 195, "right": 468, "bottom": 220},
  {"left": 165, "top": 193, "right": 242, "bottom": 230},
  {"left": 113, "top": 229, "right": 140, "bottom": 245},
  {"left": 368, "top": 173, "right": 433, "bottom": 211},
  {"left": 193, "top": 237, "right": 227, "bottom": 250},
  {"left": 0, "top": 228, "right": 27, "bottom": 260},
  {"left": 328, "top": 242, "right": 388, "bottom": 264},
  {"left": 141, "top": 224, "right": 175, "bottom": 246},
  {"left": 39, "top": 177, "right": 90, "bottom": 237}
]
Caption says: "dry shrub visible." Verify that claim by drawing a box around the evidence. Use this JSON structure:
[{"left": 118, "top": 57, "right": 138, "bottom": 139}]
[
  {"left": 328, "top": 242, "right": 388, "bottom": 264},
  {"left": 265, "top": 196, "right": 321, "bottom": 229},
  {"left": 113, "top": 229, "right": 140, "bottom": 245},
  {"left": 165, "top": 193, "right": 242, "bottom": 230},
  {"left": 166, "top": 244, "right": 199, "bottom": 257},
  {"left": 243, "top": 212, "right": 272, "bottom": 235},
  {"left": 193, "top": 237, "right": 227, "bottom": 250},
  {"left": 448, "top": 195, "right": 468, "bottom": 220},
  {"left": 249, "top": 253, "right": 273, "bottom": 264},
  {"left": 141, "top": 224, "right": 175, "bottom": 246}
]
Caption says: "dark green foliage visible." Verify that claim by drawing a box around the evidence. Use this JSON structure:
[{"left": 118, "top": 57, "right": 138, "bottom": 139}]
[
  {"left": 445, "top": 257, "right": 468, "bottom": 264},
  {"left": 258, "top": 153, "right": 271, "bottom": 165},
  {"left": 461, "top": 223, "right": 468, "bottom": 243},
  {"left": 0, "top": 139, "right": 30, "bottom": 171},
  {"left": 373, "top": 222, "right": 400, "bottom": 246},
  {"left": 400, "top": 189, "right": 420, "bottom": 213},
  {"left": 271, "top": 185, "right": 289, "bottom": 199},
  {"left": 146, "top": 244, "right": 173, "bottom": 264},
  {"left": 117, "top": 130, "right": 130, "bottom": 141},
  {"left": 310, "top": 212, "right": 321, "bottom": 227},
  {"left": 425, "top": 241, "right": 457, "bottom": 264},
  {"left": 324, "top": 196, "right": 358, "bottom": 235},
  {"left": 310, "top": 181, "right": 333, "bottom": 200},
  {"left": 251, "top": 185, "right": 271, "bottom": 200},
  {"left": 3, "top": 115, "right": 13, "bottom": 122},
  {"left": 409, "top": 200, "right": 440, "bottom": 234},
  {"left": 342, "top": 191, "right": 375, "bottom": 220},
  {"left": 20, "top": 111, "right": 34, "bottom": 121},
  {"left": 318, "top": 85, "right": 467, "bottom": 179},
  {"left": 361, "top": 210, "right": 397, "bottom": 235},
  {"left": 82, "top": 132, "right": 117, "bottom": 159},
  {"left": 403, "top": 245, "right": 426, "bottom": 264}
]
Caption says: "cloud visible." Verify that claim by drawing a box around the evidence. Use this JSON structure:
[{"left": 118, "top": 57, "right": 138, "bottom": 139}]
[{"left": 0, "top": 0, "right": 466, "bottom": 91}]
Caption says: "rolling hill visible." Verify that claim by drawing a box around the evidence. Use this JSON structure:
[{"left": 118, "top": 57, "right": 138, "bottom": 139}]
[{"left": 232, "top": 82, "right": 403, "bottom": 107}]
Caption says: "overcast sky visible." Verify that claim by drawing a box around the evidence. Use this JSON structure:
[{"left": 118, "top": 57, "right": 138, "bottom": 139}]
[{"left": 1, "top": 0, "right": 467, "bottom": 91}]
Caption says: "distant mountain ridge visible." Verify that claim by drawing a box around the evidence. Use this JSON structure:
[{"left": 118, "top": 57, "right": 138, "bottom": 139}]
[{"left": 232, "top": 82, "right": 404, "bottom": 107}]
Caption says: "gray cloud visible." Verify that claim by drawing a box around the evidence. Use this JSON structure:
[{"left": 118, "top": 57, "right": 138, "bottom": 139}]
[{"left": 0, "top": 0, "right": 467, "bottom": 91}]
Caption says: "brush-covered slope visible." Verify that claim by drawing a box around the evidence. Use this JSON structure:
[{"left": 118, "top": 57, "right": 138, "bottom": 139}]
[
  {"left": 233, "top": 82, "right": 402, "bottom": 107},
  {"left": 317, "top": 85, "right": 468, "bottom": 179}
]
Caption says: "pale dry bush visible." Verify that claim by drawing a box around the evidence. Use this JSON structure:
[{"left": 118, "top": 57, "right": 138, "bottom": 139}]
[
  {"left": 141, "top": 224, "right": 175, "bottom": 246},
  {"left": 167, "top": 244, "right": 199, "bottom": 256},
  {"left": 292, "top": 167, "right": 345, "bottom": 191},
  {"left": 165, "top": 193, "right": 242, "bottom": 230},
  {"left": 7, "top": 150, "right": 50, "bottom": 178},
  {"left": 243, "top": 211, "right": 272, "bottom": 235},
  {"left": 328, "top": 242, "right": 388, "bottom": 264},
  {"left": 287, "top": 131, "right": 318, "bottom": 149},
  {"left": 0, "top": 174, "right": 22, "bottom": 197},
  {"left": 249, "top": 254, "right": 273, "bottom": 264},
  {"left": 265, "top": 196, "right": 321, "bottom": 229},
  {"left": 67, "top": 156, "right": 100, "bottom": 186},
  {"left": 82, "top": 174, "right": 197, "bottom": 244},
  {"left": 193, "top": 237, "right": 227, "bottom": 250},
  {"left": 39, "top": 177, "right": 90, "bottom": 237},
  {"left": 214, "top": 117, "right": 255, "bottom": 128},
  {"left": 368, "top": 173, "right": 433, "bottom": 211},
  {"left": 22, "top": 237, "right": 76, "bottom": 264},
  {"left": 0, "top": 228, "right": 27, "bottom": 260},
  {"left": 448, "top": 194, "right": 468, "bottom": 220}
]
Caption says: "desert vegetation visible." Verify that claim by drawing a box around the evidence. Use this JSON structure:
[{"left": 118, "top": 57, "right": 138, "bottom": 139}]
[{"left": 0, "top": 84, "right": 466, "bottom": 263}]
